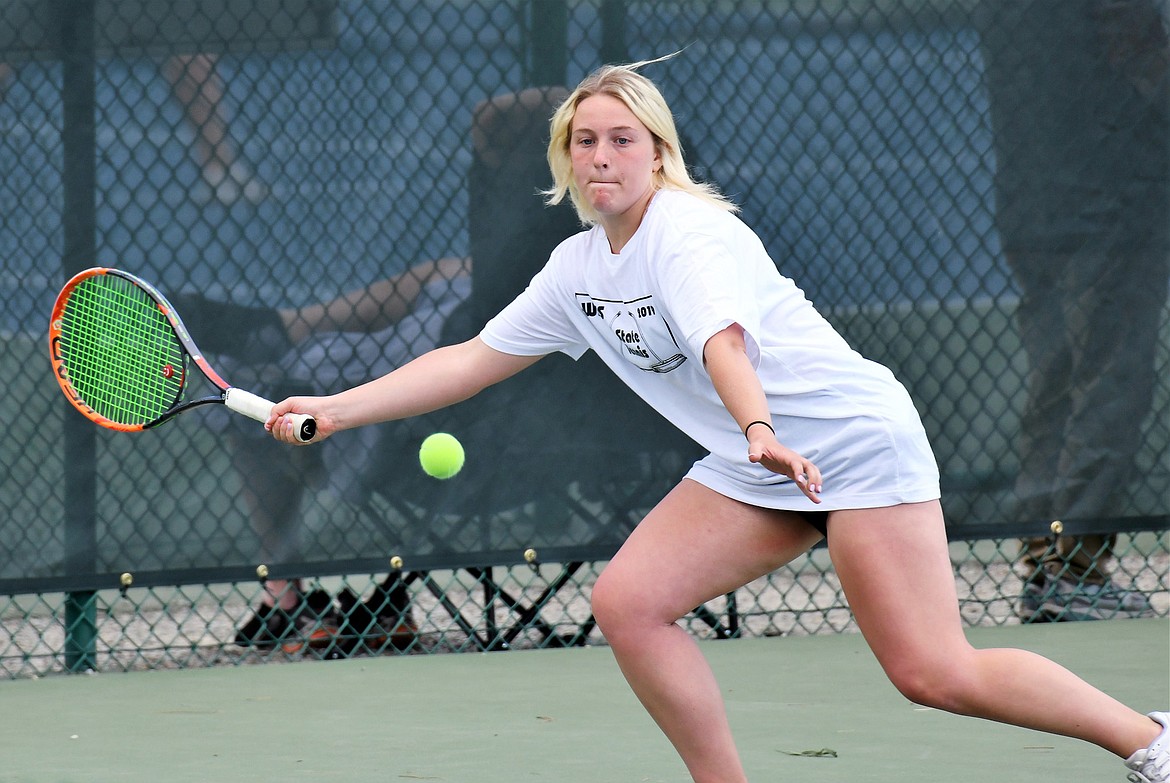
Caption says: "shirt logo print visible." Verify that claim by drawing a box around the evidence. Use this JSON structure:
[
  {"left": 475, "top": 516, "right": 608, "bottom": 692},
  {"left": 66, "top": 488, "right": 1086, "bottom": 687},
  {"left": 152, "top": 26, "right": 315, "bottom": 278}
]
[{"left": 577, "top": 293, "right": 686, "bottom": 374}]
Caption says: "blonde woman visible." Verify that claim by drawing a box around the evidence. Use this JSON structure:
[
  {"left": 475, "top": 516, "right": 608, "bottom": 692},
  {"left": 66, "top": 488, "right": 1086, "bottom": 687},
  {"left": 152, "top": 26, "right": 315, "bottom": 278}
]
[{"left": 266, "top": 58, "right": 1168, "bottom": 783}]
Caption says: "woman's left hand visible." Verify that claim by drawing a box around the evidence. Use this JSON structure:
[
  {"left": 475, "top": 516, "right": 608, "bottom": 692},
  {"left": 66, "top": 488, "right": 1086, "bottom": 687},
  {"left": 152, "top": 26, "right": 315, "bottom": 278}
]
[{"left": 748, "top": 435, "right": 823, "bottom": 503}]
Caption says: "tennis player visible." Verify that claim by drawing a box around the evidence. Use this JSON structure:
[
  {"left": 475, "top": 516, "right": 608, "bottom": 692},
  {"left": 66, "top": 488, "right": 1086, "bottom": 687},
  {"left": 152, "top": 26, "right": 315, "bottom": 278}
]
[{"left": 266, "top": 57, "right": 1169, "bottom": 782}]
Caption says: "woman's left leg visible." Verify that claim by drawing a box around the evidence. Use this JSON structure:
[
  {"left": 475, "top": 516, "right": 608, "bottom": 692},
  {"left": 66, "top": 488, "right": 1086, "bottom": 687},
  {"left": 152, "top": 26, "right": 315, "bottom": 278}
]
[{"left": 828, "top": 500, "right": 1160, "bottom": 759}]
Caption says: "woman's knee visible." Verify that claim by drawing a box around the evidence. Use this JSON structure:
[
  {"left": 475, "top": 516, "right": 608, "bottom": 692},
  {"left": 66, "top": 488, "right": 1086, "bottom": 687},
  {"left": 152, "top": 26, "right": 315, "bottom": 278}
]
[
  {"left": 590, "top": 566, "right": 635, "bottom": 638},
  {"left": 886, "top": 668, "right": 953, "bottom": 710},
  {"left": 591, "top": 566, "right": 675, "bottom": 643},
  {"left": 883, "top": 651, "right": 980, "bottom": 712}
]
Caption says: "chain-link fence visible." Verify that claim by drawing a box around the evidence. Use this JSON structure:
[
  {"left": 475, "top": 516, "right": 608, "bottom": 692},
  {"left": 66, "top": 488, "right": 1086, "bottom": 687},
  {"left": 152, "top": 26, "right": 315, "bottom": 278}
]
[{"left": 1, "top": 0, "right": 1167, "bottom": 679}]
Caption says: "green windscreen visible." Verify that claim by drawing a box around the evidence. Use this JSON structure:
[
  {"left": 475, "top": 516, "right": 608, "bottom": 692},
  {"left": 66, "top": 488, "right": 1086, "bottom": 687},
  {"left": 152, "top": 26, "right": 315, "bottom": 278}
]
[{"left": 56, "top": 274, "right": 185, "bottom": 427}]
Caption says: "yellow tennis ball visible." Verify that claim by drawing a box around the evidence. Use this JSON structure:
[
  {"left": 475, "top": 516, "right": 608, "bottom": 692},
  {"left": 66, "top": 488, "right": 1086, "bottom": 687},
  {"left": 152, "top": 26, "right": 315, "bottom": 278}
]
[{"left": 419, "top": 432, "right": 465, "bottom": 479}]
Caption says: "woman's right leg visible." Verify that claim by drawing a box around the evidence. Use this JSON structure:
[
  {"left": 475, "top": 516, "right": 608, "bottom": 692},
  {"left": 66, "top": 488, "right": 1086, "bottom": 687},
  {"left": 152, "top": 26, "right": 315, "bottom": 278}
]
[{"left": 591, "top": 479, "right": 822, "bottom": 783}]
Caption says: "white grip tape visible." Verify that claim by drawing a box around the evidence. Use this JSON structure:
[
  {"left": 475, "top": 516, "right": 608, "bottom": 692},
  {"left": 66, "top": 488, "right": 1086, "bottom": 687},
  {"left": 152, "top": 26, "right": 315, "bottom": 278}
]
[{"left": 223, "top": 388, "right": 316, "bottom": 443}]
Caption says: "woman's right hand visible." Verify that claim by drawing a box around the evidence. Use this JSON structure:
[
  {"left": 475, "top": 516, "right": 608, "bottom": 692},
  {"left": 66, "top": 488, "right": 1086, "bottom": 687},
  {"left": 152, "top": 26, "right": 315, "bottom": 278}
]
[{"left": 267, "top": 396, "right": 334, "bottom": 445}]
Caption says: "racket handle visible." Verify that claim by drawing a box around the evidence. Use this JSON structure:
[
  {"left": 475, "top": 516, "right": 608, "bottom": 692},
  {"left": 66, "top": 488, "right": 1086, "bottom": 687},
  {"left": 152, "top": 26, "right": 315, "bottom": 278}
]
[{"left": 224, "top": 388, "right": 317, "bottom": 443}]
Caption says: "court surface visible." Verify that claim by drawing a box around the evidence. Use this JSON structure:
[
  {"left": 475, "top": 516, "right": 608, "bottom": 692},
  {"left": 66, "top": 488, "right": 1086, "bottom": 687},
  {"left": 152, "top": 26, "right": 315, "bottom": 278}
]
[{"left": 2, "top": 618, "right": 1166, "bottom": 783}]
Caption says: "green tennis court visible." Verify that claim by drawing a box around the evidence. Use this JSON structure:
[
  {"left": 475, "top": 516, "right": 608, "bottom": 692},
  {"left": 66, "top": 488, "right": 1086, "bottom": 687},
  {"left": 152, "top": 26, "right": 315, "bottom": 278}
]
[{"left": 3, "top": 618, "right": 1165, "bottom": 783}]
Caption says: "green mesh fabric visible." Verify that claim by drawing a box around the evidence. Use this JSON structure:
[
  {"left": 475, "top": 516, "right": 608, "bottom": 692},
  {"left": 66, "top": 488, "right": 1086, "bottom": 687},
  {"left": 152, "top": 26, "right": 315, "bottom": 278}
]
[
  {"left": 57, "top": 273, "right": 185, "bottom": 427},
  {"left": 0, "top": 1, "right": 1165, "bottom": 676}
]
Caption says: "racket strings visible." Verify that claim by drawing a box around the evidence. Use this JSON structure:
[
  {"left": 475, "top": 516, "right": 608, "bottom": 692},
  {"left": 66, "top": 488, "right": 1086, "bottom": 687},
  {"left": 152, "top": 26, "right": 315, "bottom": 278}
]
[{"left": 57, "top": 275, "right": 185, "bottom": 426}]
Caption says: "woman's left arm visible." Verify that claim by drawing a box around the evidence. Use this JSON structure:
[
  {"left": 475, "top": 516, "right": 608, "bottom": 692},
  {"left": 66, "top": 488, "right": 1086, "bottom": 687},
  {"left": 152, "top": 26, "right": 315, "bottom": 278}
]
[{"left": 703, "top": 324, "right": 822, "bottom": 501}]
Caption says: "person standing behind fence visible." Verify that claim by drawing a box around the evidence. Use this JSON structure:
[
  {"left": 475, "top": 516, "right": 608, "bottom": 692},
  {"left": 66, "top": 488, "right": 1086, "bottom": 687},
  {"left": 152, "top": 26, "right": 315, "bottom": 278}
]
[
  {"left": 0, "top": 54, "right": 264, "bottom": 205},
  {"left": 981, "top": 0, "right": 1169, "bottom": 622},
  {"left": 263, "top": 56, "right": 1169, "bottom": 783},
  {"left": 161, "top": 54, "right": 266, "bottom": 205}
]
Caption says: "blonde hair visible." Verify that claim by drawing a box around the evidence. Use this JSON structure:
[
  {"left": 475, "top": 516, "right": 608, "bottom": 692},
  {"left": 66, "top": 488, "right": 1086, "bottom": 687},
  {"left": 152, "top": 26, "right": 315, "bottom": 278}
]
[{"left": 545, "top": 54, "right": 737, "bottom": 226}]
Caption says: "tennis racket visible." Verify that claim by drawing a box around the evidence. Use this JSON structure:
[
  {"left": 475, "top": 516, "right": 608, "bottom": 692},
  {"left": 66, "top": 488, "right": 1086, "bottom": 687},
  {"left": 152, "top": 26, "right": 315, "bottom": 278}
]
[{"left": 48, "top": 267, "right": 316, "bottom": 442}]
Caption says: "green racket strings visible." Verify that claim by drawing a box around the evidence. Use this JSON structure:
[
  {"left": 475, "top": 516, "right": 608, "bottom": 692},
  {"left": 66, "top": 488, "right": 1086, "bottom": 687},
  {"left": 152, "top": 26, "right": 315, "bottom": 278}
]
[{"left": 58, "top": 275, "right": 184, "bottom": 426}]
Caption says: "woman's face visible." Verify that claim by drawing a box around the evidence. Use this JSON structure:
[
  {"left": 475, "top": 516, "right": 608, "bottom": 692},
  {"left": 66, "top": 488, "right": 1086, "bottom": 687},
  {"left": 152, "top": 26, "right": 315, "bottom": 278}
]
[{"left": 569, "top": 93, "right": 661, "bottom": 229}]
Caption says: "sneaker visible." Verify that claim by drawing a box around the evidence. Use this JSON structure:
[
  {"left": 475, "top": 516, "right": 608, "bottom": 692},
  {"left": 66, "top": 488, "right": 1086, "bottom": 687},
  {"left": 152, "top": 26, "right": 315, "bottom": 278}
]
[
  {"left": 368, "top": 577, "right": 418, "bottom": 651},
  {"left": 234, "top": 589, "right": 338, "bottom": 652},
  {"left": 333, "top": 579, "right": 418, "bottom": 656},
  {"left": 281, "top": 589, "right": 341, "bottom": 654},
  {"left": 233, "top": 602, "right": 286, "bottom": 647},
  {"left": 1126, "top": 712, "right": 1170, "bottom": 783},
  {"left": 1021, "top": 569, "right": 1153, "bottom": 622},
  {"left": 1018, "top": 577, "right": 1050, "bottom": 623}
]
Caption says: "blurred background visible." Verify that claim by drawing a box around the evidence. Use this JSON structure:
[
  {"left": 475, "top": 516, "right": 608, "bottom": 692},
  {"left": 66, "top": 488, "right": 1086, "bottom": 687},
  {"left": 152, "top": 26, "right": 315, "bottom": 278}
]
[{"left": 0, "top": 0, "right": 1166, "bottom": 677}]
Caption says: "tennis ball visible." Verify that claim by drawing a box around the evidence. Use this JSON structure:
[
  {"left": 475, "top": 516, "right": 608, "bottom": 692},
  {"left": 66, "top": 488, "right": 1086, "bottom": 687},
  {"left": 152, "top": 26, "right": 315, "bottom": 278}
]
[{"left": 419, "top": 432, "right": 465, "bottom": 479}]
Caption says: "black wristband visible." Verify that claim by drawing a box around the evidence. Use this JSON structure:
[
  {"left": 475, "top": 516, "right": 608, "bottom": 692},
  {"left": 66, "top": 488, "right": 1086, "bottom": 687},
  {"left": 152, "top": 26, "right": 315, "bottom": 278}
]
[{"left": 744, "top": 420, "right": 775, "bottom": 438}]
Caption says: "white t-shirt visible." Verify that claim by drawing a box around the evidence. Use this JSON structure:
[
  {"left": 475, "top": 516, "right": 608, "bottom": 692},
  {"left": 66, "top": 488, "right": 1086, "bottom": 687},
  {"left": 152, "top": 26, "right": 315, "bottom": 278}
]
[{"left": 481, "top": 189, "right": 939, "bottom": 511}]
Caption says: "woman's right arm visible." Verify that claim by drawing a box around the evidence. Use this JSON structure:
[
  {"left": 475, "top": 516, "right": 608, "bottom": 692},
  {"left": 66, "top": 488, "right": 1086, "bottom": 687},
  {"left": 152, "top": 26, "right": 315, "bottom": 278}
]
[{"left": 266, "top": 336, "right": 543, "bottom": 444}]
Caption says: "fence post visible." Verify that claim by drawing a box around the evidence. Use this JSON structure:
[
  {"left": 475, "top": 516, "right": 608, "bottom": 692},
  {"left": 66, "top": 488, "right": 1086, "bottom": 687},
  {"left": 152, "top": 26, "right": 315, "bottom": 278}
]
[
  {"left": 527, "top": 0, "right": 567, "bottom": 86},
  {"left": 55, "top": 0, "right": 99, "bottom": 673},
  {"left": 600, "top": 0, "right": 627, "bottom": 65}
]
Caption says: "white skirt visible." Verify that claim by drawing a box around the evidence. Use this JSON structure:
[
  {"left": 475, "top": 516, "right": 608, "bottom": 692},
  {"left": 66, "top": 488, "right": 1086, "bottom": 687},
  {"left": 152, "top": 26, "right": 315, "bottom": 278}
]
[{"left": 685, "top": 396, "right": 941, "bottom": 513}]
